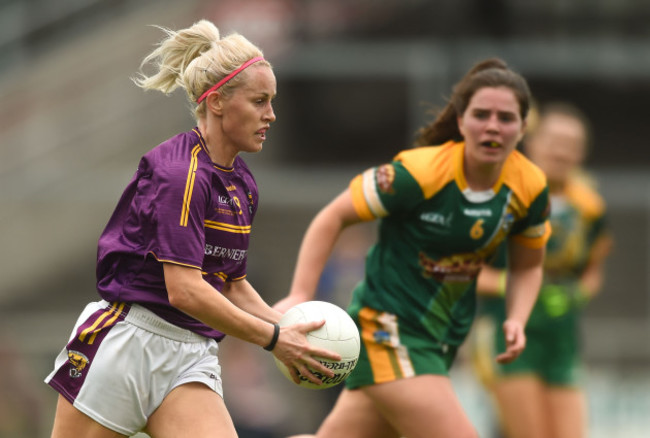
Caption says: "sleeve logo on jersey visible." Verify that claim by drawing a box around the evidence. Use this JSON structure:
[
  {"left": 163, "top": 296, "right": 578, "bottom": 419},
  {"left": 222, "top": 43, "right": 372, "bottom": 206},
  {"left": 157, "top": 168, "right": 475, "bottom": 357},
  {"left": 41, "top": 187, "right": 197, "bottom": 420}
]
[
  {"left": 376, "top": 164, "right": 395, "bottom": 194},
  {"left": 67, "top": 350, "right": 90, "bottom": 378},
  {"left": 247, "top": 191, "right": 254, "bottom": 214},
  {"left": 522, "top": 223, "right": 547, "bottom": 238}
]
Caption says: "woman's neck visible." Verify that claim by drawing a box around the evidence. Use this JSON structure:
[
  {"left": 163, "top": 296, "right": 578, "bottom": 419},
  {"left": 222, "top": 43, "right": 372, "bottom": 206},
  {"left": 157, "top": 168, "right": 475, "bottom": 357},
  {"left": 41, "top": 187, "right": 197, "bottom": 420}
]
[
  {"left": 464, "top": 160, "right": 502, "bottom": 191},
  {"left": 547, "top": 179, "right": 567, "bottom": 194},
  {"left": 197, "top": 121, "right": 236, "bottom": 168}
]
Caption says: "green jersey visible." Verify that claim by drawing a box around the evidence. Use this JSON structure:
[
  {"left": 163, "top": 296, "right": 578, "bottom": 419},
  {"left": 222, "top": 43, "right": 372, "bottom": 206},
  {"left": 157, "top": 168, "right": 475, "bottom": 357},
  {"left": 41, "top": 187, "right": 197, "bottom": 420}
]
[
  {"left": 481, "top": 175, "right": 609, "bottom": 326},
  {"left": 474, "top": 176, "right": 609, "bottom": 385},
  {"left": 544, "top": 177, "right": 607, "bottom": 282},
  {"left": 349, "top": 141, "right": 550, "bottom": 348}
]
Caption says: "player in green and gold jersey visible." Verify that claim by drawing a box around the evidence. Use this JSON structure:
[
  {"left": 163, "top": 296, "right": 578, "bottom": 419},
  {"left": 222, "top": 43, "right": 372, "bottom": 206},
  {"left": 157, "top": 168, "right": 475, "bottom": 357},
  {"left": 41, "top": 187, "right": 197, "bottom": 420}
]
[
  {"left": 472, "top": 103, "right": 613, "bottom": 438},
  {"left": 275, "top": 58, "right": 550, "bottom": 438}
]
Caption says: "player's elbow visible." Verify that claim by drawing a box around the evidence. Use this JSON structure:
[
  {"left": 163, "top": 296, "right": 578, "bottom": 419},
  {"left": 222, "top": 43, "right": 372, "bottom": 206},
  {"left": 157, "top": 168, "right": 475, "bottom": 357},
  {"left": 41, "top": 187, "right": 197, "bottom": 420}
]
[{"left": 167, "top": 282, "right": 193, "bottom": 311}]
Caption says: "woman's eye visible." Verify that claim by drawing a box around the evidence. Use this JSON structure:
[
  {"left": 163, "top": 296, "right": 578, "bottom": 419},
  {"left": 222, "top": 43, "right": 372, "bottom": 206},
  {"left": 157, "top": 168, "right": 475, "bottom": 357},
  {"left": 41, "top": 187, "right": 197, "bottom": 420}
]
[{"left": 473, "top": 111, "right": 489, "bottom": 119}]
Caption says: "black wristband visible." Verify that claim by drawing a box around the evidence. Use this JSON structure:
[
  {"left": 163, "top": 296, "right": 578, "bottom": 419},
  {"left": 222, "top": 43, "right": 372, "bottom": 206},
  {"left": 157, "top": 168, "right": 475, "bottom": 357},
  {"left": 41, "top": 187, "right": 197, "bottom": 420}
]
[{"left": 263, "top": 323, "right": 280, "bottom": 351}]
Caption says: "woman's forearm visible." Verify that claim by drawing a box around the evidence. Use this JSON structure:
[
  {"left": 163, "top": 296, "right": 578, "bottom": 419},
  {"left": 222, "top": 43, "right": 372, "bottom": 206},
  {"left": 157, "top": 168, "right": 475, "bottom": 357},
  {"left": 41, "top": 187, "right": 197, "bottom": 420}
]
[
  {"left": 222, "top": 279, "right": 282, "bottom": 323},
  {"left": 288, "top": 190, "right": 361, "bottom": 300},
  {"left": 505, "top": 264, "right": 543, "bottom": 325}
]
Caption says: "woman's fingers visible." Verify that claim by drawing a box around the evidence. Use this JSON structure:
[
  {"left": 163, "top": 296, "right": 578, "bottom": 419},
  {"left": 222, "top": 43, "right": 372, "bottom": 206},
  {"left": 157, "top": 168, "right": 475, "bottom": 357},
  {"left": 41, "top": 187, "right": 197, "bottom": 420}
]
[{"left": 496, "top": 320, "right": 526, "bottom": 364}]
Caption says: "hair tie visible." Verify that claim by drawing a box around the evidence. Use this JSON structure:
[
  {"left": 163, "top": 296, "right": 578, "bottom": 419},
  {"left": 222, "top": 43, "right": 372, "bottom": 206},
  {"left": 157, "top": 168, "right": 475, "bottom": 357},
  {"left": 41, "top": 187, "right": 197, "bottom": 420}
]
[{"left": 263, "top": 323, "right": 280, "bottom": 351}]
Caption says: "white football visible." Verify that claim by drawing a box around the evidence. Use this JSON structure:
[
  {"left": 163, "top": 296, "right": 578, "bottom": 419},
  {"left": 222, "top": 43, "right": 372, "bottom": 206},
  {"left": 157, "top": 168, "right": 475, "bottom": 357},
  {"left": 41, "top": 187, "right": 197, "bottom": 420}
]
[{"left": 273, "top": 301, "right": 361, "bottom": 389}]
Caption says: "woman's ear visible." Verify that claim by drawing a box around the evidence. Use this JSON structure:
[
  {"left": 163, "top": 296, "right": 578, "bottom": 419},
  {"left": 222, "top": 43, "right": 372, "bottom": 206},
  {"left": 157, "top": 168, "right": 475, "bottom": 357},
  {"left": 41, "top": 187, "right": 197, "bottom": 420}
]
[
  {"left": 457, "top": 115, "right": 465, "bottom": 138},
  {"left": 205, "top": 92, "right": 224, "bottom": 116},
  {"left": 516, "top": 119, "right": 528, "bottom": 143}
]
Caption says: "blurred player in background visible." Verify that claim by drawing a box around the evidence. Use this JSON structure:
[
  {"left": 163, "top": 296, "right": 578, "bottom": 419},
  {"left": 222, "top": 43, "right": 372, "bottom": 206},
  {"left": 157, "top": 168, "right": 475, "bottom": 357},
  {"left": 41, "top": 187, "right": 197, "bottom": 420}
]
[
  {"left": 44, "top": 20, "right": 340, "bottom": 438},
  {"left": 275, "top": 58, "right": 551, "bottom": 438},
  {"left": 472, "top": 102, "right": 613, "bottom": 438}
]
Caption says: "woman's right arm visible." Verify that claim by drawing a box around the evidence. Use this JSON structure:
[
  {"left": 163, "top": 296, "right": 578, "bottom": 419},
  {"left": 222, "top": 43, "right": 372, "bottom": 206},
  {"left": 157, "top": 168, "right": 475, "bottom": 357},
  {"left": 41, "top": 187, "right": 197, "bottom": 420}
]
[
  {"left": 496, "top": 241, "right": 545, "bottom": 364},
  {"left": 274, "top": 189, "right": 364, "bottom": 313},
  {"left": 163, "top": 263, "right": 340, "bottom": 385}
]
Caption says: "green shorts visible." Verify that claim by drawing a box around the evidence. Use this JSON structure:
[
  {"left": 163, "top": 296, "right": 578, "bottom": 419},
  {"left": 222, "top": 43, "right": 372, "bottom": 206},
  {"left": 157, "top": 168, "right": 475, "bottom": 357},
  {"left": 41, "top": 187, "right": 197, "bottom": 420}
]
[
  {"left": 345, "top": 306, "right": 458, "bottom": 389},
  {"left": 472, "top": 310, "right": 582, "bottom": 387},
  {"left": 495, "top": 320, "right": 582, "bottom": 386}
]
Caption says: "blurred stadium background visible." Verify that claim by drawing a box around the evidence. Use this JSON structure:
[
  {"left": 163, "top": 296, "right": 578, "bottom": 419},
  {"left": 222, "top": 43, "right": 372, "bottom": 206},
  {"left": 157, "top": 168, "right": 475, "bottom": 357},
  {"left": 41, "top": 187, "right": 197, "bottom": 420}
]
[{"left": 0, "top": 0, "right": 648, "bottom": 437}]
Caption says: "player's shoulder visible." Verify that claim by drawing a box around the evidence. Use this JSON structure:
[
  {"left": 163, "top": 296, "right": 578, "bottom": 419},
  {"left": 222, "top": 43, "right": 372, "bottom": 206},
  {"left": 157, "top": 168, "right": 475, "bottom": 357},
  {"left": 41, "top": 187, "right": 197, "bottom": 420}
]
[
  {"left": 139, "top": 129, "right": 210, "bottom": 185},
  {"left": 145, "top": 128, "right": 203, "bottom": 164},
  {"left": 394, "top": 141, "right": 457, "bottom": 170},
  {"left": 565, "top": 174, "right": 606, "bottom": 218},
  {"left": 501, "top": 150, "right": 548, "bottom": 207},
  {"left": 393, "top": 141, "right": 459, "bottom": 197}
]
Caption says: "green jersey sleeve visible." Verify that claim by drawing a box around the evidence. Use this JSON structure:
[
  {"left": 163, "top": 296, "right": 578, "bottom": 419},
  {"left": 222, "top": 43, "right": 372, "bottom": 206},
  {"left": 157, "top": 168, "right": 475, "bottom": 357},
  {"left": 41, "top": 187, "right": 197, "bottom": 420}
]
[
  {"left": 349, "top": 161, "right": 425, "bottom": 220},
  {"left": 510, "top": 185, "right": 551, "bottom": 248}
]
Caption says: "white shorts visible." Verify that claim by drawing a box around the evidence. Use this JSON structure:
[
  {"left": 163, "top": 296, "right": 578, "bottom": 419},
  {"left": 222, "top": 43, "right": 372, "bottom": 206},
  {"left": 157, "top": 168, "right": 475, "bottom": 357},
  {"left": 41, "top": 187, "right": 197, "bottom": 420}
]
[{"left": 45, "top": 300, "right": 222, "bottom": 435}]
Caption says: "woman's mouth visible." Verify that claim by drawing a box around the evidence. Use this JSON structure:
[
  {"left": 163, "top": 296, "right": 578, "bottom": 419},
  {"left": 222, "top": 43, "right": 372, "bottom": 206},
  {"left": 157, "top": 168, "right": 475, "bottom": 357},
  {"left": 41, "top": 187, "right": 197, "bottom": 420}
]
[{"left": 481, "top": 140, "right": 501, "bottom": 149}]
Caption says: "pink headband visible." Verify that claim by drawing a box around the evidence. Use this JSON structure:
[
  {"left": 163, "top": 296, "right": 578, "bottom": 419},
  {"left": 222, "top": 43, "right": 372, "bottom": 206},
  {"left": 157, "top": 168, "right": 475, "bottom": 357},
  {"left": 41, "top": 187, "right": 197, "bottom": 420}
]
[{"left": 196, "top": 56, "right": 265, "bottom": 103}]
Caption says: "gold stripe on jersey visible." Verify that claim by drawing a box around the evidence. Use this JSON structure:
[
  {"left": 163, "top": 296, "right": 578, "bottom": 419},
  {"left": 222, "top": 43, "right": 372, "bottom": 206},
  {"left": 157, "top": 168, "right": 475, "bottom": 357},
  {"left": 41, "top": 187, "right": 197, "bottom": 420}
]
[
  {"left": 359, "top": 307, "right": 414, "bottom": 383},
  {"left": 204, "top": 220, "right": 252, "bottom": 234},
  {"left": 350, "top": 174, "right": 375, "bottom": 221},
  {"left": 213, "top": 164, "right": 235, "bottom": 172},
  {"left": 180, "top": 145, "right": 202, "bottom": 227},
  {"left": 202, "top": 271, "right": 229, "bottom": 281},
  {"left": 148, "top": 251, "right": 202, "bottom": 270}
]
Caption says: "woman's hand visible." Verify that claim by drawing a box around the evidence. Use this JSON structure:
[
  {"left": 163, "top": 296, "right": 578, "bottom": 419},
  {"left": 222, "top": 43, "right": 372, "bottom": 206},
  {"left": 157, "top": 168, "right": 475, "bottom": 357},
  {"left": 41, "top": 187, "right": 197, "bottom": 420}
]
[
  {"left": 271, "top": 320, "right": 342, "bottom": 385},
  {"left": 496, "top": 319, "right": 526, "bottom": 364}
]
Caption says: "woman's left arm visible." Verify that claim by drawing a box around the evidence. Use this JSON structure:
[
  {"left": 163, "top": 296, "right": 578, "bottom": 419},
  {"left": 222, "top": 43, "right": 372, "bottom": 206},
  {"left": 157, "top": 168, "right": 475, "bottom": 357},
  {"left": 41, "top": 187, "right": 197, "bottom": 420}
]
[
  {"left": 496, "top": 241, "right": 545, "bottom": 364},
  {"left": 222, "top": 279, "right": 283, "bottom": 324}
]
